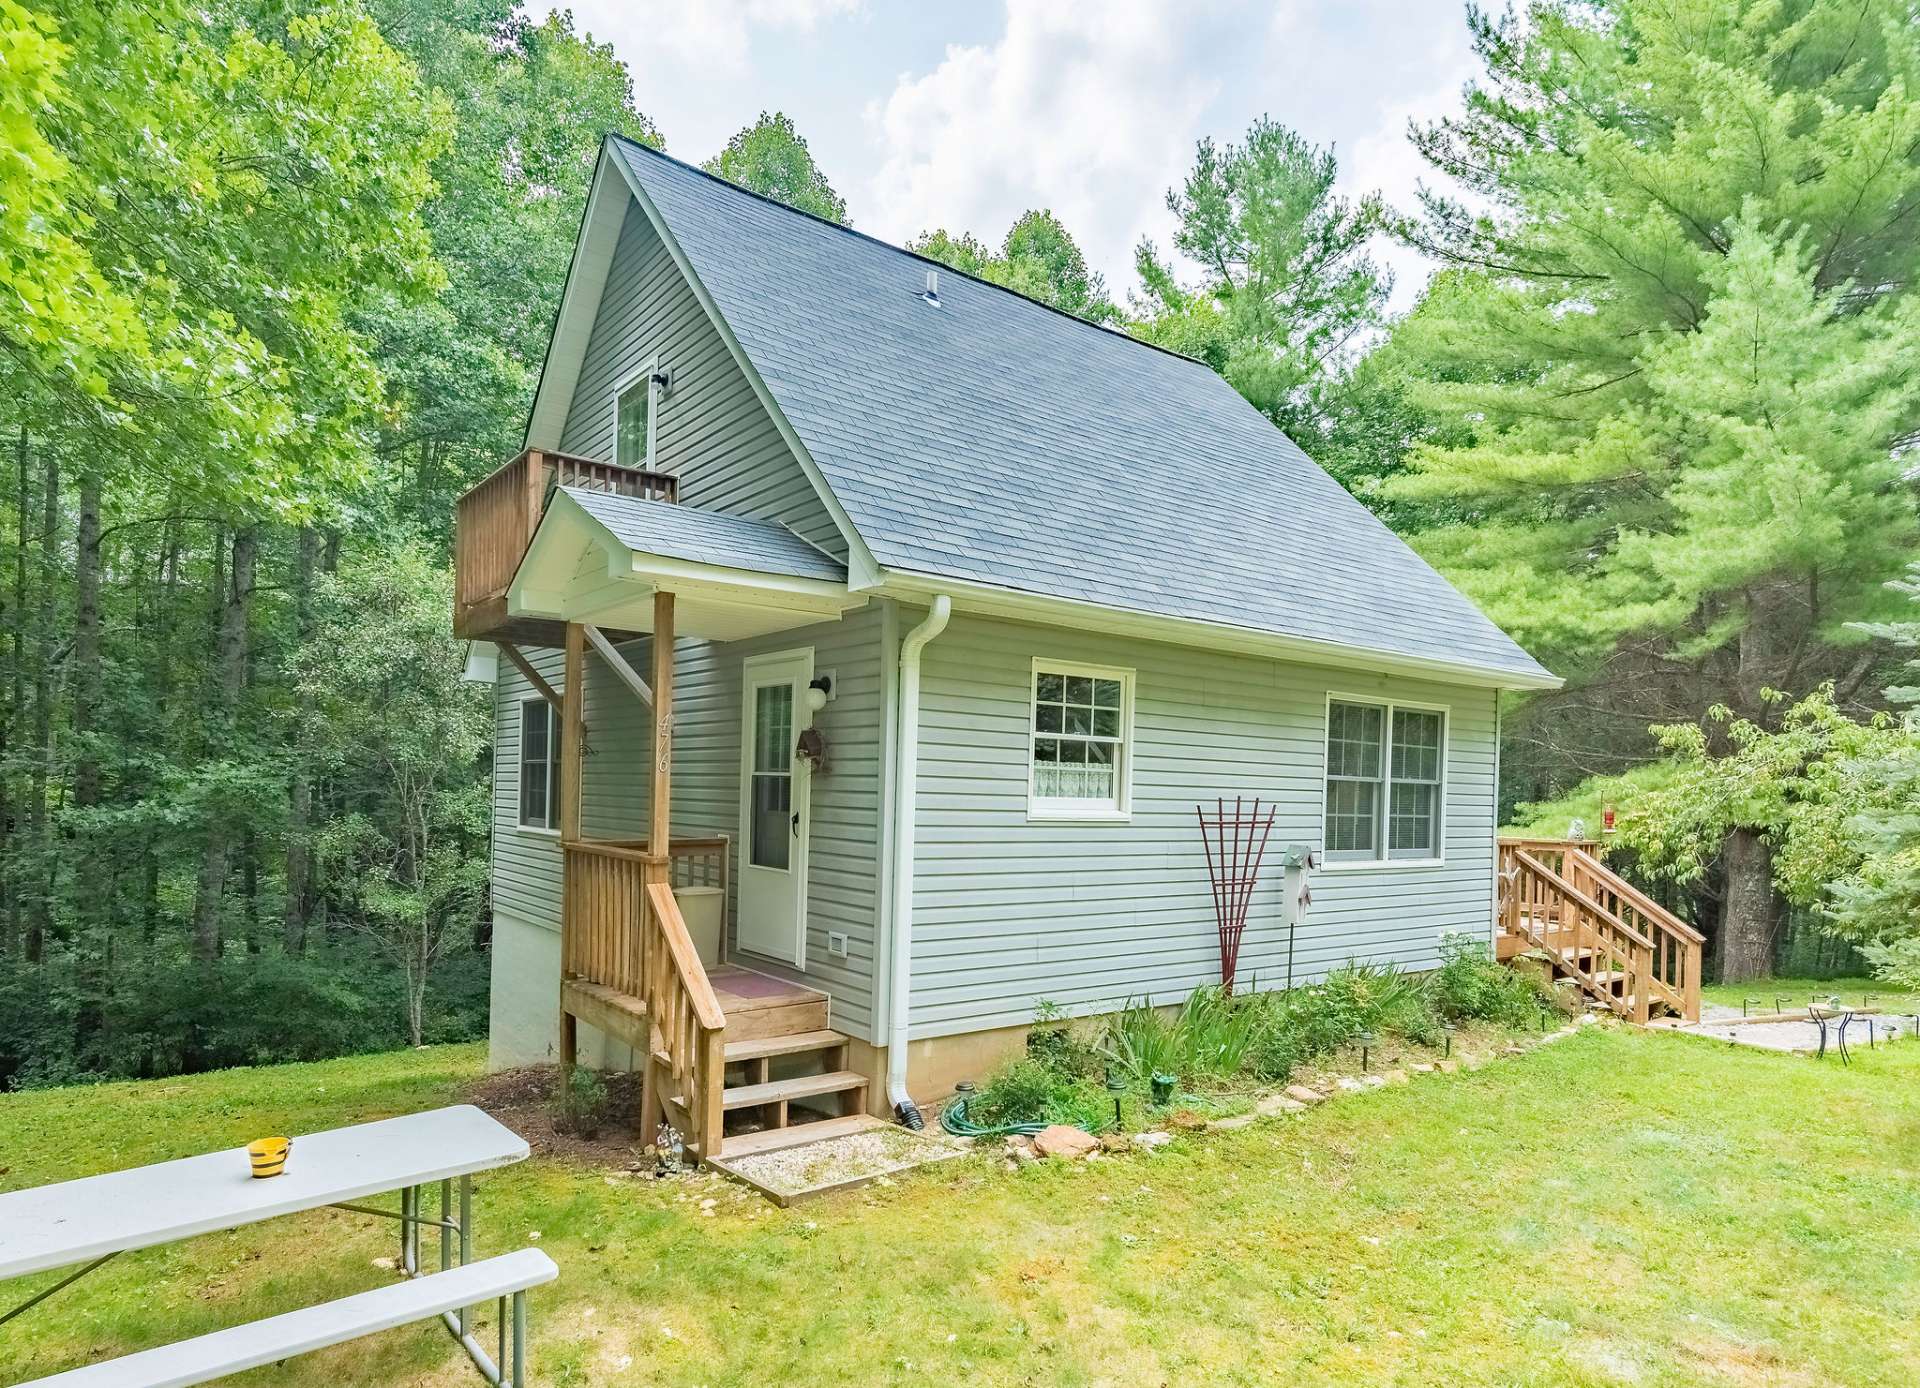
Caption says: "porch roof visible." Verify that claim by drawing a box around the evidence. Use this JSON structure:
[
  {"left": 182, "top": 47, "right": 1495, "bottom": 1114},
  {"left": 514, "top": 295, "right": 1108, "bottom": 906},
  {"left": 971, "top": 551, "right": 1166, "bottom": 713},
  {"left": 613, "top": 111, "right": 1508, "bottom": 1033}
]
[
  {"left": 564, "top": 488, "right": 845, "bottom": 582},
  {"left": 507, "top": 486, "right": 862, "bottom": 642}
]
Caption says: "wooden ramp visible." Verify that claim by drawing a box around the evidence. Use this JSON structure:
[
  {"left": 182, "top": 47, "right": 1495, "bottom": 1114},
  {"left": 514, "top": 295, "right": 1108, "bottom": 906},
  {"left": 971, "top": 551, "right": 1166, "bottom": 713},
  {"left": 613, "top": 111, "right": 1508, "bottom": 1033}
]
[{"left": 1496, "top": 838, "right": 1704, "bottom": 1023}]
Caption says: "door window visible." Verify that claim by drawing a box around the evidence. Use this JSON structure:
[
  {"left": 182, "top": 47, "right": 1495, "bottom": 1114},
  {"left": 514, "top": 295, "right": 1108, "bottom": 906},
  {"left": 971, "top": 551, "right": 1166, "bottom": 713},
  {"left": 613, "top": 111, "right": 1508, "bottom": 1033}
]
[{"left": 749, "top": 682, "right": 793, "bottom": 870}]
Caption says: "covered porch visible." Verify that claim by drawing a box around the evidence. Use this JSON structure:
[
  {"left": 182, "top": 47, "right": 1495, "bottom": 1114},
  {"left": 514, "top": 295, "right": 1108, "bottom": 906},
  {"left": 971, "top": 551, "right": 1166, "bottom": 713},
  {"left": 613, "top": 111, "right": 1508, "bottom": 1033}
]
[{"left": 455, "top": 451, "right": 876, "bottom": 1163}]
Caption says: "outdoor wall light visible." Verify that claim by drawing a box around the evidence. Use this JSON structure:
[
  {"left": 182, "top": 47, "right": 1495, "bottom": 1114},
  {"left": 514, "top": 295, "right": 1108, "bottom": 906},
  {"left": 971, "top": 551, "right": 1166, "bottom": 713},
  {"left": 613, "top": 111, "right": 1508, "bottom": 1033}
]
[
  {"left": 649, "top": 368, "right": 670, "bottom": 394},
  {"left": 805, "top": 674, "right": 832, "bottom": 713}
]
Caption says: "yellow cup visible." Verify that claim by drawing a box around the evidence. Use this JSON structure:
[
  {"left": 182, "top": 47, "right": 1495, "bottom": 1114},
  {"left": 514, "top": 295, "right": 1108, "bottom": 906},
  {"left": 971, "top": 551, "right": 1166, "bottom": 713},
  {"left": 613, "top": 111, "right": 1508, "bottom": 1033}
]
[{"left": 247, "top": 1136, "right": 291, "bottom": 1178}]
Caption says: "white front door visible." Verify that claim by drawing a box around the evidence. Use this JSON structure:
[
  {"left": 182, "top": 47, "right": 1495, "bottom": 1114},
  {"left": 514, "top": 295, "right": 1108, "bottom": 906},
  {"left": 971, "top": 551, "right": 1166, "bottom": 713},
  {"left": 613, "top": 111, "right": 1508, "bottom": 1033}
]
[{"left": 736, "top": 649, "right": 812, "bottom": 965}]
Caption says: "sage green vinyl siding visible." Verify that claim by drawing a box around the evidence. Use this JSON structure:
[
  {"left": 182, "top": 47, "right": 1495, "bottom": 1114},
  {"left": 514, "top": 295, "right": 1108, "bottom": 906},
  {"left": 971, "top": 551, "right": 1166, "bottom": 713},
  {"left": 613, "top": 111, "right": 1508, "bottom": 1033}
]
[
  {"left": 488, "top": 606, "right": 886, "bottom": 1037},
  {"left": 556, "top": 201, "right": 845, "bottom": 559},
  {"left": 908, "top": 612, "right": 1499, "bottom": 1038}
]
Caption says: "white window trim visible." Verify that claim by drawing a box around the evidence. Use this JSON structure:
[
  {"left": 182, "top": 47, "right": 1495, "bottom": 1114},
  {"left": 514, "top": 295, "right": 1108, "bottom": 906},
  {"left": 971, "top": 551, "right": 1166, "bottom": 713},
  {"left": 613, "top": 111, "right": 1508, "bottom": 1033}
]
[
  {"left": 517, "top": 696, "right": 561, "bottom": 833},
  {"left": 1026, "top": 657, "right": 1135, "bottom": 823},
  {"left": 1317, "top": 691, "right": 1449, "bottom": 870},
  {"left": 610, "top": 355, "right": 659, "bottom": 469}
]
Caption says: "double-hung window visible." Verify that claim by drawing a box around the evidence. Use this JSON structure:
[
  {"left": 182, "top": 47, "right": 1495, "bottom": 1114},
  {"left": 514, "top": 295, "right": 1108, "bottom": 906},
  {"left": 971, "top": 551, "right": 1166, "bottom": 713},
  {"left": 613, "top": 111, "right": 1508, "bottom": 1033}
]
[
  {"left": 614, "top": 360, "right": 657, "bottom": 468},
  {"left": 1029, "top": 661, "right": 1132, "bottom": 818},
  {"left": 1323, "top": 698, "right": 1445, "bottom": 862},
  {"left": 519, "top": 698, "right": 560, "bottom": 831}
]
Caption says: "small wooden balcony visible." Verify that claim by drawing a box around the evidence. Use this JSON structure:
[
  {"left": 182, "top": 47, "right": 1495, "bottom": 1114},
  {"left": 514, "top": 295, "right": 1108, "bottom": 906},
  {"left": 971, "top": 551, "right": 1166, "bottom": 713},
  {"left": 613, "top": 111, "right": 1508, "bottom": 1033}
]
[{"left": 453, "top": 448, "right": 676, "bottom": 647}]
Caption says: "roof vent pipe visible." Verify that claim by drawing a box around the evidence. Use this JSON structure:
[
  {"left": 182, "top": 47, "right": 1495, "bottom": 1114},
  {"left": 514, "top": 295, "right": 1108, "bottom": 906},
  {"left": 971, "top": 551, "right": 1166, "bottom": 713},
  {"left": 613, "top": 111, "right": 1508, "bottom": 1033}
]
[
  {"left": 921, "top": 270, "right": 940, "bottom": 308},
  {"left": 886, "top": 594, "right": 951, "bottom": 1127}
]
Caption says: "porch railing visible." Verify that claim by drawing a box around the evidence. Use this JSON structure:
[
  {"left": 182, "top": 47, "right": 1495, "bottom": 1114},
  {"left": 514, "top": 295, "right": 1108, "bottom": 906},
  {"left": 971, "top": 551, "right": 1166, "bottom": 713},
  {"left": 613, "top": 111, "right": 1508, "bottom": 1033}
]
[
  {"left": 1563, "top": 844, "right": 1703, "bottom": 1021},
  {"left": 642, "top": 881, "right": 726, "bottom": 1158},
  {"left": 453, "top": 449, "right": 677, "bottom": 636},
  {"left": 1497, "top": 838, "right": 1702, "bottom": 1022},
  {"left": 560, "top": 835, "right": 730, "bottom": 1156}
]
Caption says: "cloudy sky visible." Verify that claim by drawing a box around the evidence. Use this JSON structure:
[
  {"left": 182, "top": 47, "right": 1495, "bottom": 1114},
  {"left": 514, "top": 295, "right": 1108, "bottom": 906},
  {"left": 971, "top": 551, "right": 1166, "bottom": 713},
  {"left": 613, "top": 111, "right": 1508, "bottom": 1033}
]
[{"left": 540, "top": 1, "right": 1482, "bottom": 311}]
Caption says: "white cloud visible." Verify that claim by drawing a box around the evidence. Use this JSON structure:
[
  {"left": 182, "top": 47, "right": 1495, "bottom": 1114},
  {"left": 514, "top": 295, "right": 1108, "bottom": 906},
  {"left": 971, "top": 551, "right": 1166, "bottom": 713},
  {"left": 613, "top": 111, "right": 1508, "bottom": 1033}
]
[
  {"left": 563, "top": 0, "right": 861, "bottom": 74},
  {"left": 863, "top": 0, "right": 1239, "bottom": 300}
]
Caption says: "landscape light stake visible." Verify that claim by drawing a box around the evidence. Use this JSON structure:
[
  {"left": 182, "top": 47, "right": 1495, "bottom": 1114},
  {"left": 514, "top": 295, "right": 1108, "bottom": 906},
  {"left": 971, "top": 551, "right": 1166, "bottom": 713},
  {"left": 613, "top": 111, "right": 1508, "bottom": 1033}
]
[
  {"left": 1442, "top": 1022, "right": 1455, "bottom": 1059},
  {"left": 1196, "top": 796, "right": 1277, "bottom": 994},
  {"left": 1357, "top": 1029, "right": 1375, "bottom": 1072}
]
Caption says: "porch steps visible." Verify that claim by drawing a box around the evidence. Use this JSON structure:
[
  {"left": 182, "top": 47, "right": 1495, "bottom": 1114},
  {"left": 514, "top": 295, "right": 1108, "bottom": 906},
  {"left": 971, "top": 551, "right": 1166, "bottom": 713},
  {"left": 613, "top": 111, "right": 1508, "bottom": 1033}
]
[
  {"left": 724, "top": 1070, "right": 868, "bottom": 1111},
  {"left": 717, "top": 1113, "right": 889, "bottom": 1160},
  {"left": 724, "top": 1029, "right": 846, "bottom": 1064}
]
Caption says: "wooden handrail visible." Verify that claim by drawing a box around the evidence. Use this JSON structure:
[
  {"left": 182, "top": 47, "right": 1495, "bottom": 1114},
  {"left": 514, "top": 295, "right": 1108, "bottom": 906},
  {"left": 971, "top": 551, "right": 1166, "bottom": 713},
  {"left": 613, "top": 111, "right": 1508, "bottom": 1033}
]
[
  {"left": 1498, "top": 839, "right": 1702, "bottom": 1023},
  {"left": 1567, "top": 846, "right": 1704, "bottom": 945},
  {"left": 1506, "top": 848, "right": 1652, "bottom": 1022},
  {"left": 646, "top": 882, "right": 725, "bottom": 1029},
  {"left": 1512, "top": 849, "right": 1651, "bottom": 950},
  {"left": 641, "top": 881, "right": 726, "bottom": 1159}
]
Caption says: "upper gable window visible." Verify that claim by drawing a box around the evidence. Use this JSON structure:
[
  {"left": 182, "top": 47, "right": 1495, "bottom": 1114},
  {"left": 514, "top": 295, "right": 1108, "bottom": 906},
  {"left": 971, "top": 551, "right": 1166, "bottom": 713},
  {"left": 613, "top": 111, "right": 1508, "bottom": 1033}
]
[
  {"left": 1029, "top": 660, "right": 1133, "bottom": 820},
  {"left": 615, "top": 360, "right": 657, "bottom": 468}
]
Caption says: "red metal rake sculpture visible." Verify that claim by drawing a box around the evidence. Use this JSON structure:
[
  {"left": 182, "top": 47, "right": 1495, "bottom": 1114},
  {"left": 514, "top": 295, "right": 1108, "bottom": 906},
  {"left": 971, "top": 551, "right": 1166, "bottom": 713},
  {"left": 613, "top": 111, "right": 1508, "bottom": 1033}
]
[{"left": 1197, "top": 796, "right": 1277, "bottom": 992}]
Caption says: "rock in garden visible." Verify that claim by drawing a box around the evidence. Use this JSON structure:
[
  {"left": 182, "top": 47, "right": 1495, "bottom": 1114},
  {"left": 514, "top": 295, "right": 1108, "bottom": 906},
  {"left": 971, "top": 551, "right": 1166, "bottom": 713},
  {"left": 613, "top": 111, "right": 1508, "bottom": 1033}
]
[
  {"left": 1435, "top": 1059, "right": 1460, "bottom": 1073},
  {"left": 1208, "top": 1114, "right": 1256, "bottom": 1131},
  {"left": 1410, "top": 1063, "right": 1436, "bottom": 1074},
  {"left": 1285, "top": 1085, "right": 1326, "bottom": 1105},
  {"left": 1033, "top": 1125, "right": 1099, "bottom": 1160},
  {"left": 1099, "top": 1133, "right": 1134, "bottom": 1154},
  {"left": 1167, "top": 1109, "right": 1208, "bottom": 1132},
  {"left": 1360, "top": 1074, "right": 1387, "bottom": 1089},
  {"left": 1134, "top": 1131, "right": 1174, "bottom": 1150},
  {"left": 1384, "top": 1069, "right": 1410, "bottom": 1085},
  {"left": 1256, "top": 1093, "right": 1306, "bottom": 1117},
  {"left": 1336, "top": 1076, "right": 1366, "bottom": 1093}
]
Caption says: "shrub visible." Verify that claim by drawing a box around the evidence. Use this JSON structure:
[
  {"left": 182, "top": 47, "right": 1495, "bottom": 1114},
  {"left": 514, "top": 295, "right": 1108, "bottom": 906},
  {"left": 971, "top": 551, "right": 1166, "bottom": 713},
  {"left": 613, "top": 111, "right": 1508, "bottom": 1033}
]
[
  {"left": 553, "top": 1066, "right": 610, "bottom": 1137},
  {"left": 1429, "top": 933, "right": 1553, "bottom": 1026},
  {"left": 968, "top": 1055, "right": 1109, "bottom": 1131},
  {"left": 1025, "top": 998, "right": 1101, "bottom": 1078}
]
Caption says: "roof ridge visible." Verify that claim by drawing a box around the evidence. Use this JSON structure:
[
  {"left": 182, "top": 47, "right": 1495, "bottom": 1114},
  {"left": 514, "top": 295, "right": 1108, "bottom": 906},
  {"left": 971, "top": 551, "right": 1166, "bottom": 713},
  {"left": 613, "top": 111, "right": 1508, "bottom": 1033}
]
[{"left": 607, "top": 132, "right": 1208, "bottom": 372}]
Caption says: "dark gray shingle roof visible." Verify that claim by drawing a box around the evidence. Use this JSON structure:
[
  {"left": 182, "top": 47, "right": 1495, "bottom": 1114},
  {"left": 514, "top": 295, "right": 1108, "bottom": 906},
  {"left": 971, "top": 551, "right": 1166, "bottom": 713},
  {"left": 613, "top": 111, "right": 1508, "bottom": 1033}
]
[
  {"left": 612, "top": 138, "right": 1553, "bottom": 684},
  {"left": 563, "top": 486, "right": 845, "bottom": 582}
]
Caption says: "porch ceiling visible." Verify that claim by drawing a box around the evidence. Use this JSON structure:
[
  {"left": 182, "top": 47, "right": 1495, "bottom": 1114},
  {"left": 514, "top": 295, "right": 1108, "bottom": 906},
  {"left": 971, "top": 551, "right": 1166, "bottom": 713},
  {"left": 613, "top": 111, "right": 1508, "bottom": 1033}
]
[{"left": 508, "top": 487, "right": 864, "bottom": 642}]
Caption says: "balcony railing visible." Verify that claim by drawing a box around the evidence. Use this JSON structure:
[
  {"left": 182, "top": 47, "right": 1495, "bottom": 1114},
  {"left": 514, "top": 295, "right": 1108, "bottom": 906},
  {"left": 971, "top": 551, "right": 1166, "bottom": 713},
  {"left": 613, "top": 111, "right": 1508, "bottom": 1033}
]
[{"left": 453, "top": 448, "right": 676, "bottom": 641}]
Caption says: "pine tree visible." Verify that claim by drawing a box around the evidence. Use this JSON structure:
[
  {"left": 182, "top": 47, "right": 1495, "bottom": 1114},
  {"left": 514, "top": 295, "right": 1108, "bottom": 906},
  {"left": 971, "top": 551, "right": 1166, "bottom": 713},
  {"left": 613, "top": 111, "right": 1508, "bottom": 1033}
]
[{"left": 1387, "top": 0, "right": 1920, "bottom": 977}]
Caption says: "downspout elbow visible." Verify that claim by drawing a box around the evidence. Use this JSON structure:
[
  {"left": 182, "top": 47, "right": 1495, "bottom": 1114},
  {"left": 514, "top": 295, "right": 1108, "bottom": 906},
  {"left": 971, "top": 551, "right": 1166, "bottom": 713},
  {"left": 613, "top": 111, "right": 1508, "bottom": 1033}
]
[{"left": 887, "top": 595, "right": 951, "bottom": 1126}]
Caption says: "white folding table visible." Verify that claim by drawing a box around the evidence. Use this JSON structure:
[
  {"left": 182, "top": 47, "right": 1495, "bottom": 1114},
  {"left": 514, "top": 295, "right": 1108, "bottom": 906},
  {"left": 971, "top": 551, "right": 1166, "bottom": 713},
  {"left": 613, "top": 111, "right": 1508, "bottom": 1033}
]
[{"left": 0, "top": 1105, "right": 533, "bottom": 1384}]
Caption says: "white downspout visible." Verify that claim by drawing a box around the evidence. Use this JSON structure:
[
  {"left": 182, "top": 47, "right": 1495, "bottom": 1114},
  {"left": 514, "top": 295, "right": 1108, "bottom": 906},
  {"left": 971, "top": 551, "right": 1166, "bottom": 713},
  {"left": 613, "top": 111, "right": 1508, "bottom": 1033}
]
[{"left": 887, "top": 594, "right": 951, "bottom": 1124}]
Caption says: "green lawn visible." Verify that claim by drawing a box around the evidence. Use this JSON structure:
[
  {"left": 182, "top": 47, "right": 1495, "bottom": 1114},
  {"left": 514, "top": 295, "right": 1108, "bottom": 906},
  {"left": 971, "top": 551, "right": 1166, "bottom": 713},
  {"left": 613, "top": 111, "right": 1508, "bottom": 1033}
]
[
  {"left": 1699, "top": 973, "right": 1919, "bottom": 1014},
  {"left": 6, "top": 1031, "right": 1920, "bottom": 1387}
]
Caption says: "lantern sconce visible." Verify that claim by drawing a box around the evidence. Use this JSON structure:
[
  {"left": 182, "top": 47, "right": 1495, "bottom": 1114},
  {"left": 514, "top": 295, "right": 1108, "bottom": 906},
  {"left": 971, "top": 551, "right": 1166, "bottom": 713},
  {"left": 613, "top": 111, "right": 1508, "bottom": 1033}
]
[{"left": 805, "top": 673, "right": 832, "bottom": 713}]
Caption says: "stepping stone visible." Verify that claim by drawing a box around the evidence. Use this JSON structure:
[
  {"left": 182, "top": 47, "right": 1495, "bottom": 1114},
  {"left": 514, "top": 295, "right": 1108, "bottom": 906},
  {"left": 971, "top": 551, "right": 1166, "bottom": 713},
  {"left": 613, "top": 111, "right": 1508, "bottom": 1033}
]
[{"left": 1285, "top": 1085, "right": 1326, "bottom": 1105}]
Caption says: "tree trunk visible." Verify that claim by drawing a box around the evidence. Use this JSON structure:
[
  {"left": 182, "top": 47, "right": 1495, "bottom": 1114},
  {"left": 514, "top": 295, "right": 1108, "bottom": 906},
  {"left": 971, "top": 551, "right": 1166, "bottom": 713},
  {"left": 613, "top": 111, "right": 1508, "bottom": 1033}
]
[
  {"left": 0, "top": 428, "right": 20, "bottom": 957},
  {"left": 283, "top": 527, "right": 317, "bottom": 954},
  {"left": 24, "top": 446, "right": 58, "bottom": 965},
  {"left": 190, "top": 526, "right": 256, "bottom": 964},
  {"left": 70, "top": 474, "right": 103, "bottom": 943},
  {"left": 1718, "top": 826, "right": 1779, "bottom": 983}
]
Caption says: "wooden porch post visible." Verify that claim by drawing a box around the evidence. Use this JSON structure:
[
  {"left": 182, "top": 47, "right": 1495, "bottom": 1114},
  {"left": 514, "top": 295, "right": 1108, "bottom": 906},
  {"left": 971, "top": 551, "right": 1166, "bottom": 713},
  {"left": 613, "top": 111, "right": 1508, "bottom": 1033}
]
[
  {"left": 558, "top": 621, "right": 585, "bottom": 1081},
  {"left": 640, "top": 592, "right": 675, "bottom": 1142},
  {"left": 650, "top": 590, "right": 674, "bottom": 856}
]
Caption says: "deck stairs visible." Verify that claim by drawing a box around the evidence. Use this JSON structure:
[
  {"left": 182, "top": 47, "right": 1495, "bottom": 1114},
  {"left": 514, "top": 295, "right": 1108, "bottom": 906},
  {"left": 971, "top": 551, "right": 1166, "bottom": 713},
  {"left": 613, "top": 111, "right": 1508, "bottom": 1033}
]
[
  {"left": 702, "top": 966, "right": 884, "bottom": 1159},
  {"left": 563, "top": 962, "right": 883, "bottom": 1163},
  {"left": 1495, "top": 838, "right": 1704, "bottom": 1023}
]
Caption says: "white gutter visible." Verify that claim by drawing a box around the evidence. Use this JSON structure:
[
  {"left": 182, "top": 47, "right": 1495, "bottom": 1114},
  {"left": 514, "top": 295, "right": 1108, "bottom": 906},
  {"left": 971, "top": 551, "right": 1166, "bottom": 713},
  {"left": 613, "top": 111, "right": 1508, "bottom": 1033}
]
[{"left": 886, "top": 594, "right": 951, "bottom": 1123}]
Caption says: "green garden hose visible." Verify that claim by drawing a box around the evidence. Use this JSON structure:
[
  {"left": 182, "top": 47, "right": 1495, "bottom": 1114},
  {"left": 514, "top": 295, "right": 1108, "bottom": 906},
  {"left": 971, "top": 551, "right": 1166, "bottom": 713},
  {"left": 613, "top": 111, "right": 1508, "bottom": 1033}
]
[{"left": 939, "top": 1094, "right": 1108, "bottom": 1139}]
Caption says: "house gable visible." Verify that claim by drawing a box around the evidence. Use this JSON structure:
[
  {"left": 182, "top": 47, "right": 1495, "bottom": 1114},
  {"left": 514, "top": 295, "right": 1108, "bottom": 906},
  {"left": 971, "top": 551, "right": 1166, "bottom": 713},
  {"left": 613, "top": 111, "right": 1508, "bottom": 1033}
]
[{"left": 548, "top": 198, "right": 847, "bottom": 560}]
